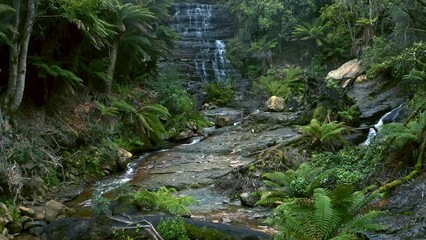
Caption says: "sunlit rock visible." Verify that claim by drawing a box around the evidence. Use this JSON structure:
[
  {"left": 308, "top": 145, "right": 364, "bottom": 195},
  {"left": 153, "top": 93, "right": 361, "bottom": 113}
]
[{"left": 266, "top": 96, "right": 285, "bottom": 112}]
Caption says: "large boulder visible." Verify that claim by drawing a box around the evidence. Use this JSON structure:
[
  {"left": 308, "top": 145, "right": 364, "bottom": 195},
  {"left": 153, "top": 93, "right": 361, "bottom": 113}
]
[
  {"left": 327, "top": 59, "right": 362, "bottom": 84},
  {"left": 117, "top": 148, "right": 133, "bottom": 170},
  {"left": 265, "top": 96, "right": 285, "bottom": 112}
]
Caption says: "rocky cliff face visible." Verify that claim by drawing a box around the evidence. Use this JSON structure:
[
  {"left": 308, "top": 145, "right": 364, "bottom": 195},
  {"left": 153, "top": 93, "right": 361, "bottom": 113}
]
[{"left": 166, "top": 2, "right": 238, "bottom": 93}]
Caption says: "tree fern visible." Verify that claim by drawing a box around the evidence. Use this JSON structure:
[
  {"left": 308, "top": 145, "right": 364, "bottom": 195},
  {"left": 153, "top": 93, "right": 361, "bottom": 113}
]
[
  {"left": 256, "top": 163, "right": 335, "bottom": 206},
  {"left": 253, "top": 66, "right": 304, "bottom": 100},
  {"left": 112, "top": 99, "right": 169, "bottom": 149},
  {"left": 297, "top": 119, "right": 348, "bottom": 149},
  {"left": 381, "top": 111, "right": 426, "bottom": 150}
]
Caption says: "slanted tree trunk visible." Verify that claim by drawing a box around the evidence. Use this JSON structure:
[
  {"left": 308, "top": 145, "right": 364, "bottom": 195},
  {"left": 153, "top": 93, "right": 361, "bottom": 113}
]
[
  {"left": 106, "top": 37, "right": 119, "bottom": 94},
  {"left": 10, "top": 0, "right": 36, "bottom": 111}
]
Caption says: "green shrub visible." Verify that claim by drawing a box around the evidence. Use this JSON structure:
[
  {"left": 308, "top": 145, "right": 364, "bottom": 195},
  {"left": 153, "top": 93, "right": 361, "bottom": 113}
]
[
  {"left": 363, "top": 39, "right": 426, "bottom": 82},
  {"left": 204, "top": 82, "right": 235, "bottom": 106},
  {"left": 157, "top": 217, "right": 190, "bottom": 240},
  {"left": 44, "top": 167, "right": 60, "bottom": 187},
  {"left": 297, "top": 118, "right": 348, "bottom": 150},
  {"left": 253, "top": 67, "right": 304, "bottom": 101},
  {"left": 155, "top": 73, "right": 195, "bottom": 115},
  {"left": 311, "top": 143, "right": 385, "bottom": 187}
]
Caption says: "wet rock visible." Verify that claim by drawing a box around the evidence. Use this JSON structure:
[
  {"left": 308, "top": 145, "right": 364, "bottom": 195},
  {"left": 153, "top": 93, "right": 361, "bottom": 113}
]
[
  {"left": 243, "top": 110, "right": 308, "bottom": 127},
  {"left": 346, "top": 78, "right": 405, "bottom": 122},
  {"left": 45, "top": 200, "right": 71, "bottom": 223},
  {"left": 240, "top": 192, "right": 259, "bottom": 207},
  {"left": 202, "top": 107, "right": 243, "bottom": 125},
  {"left": 48, "top": 184, "right": 84, "bottom": 203},
  {"left": 265, "top": 96, "right": 285, "bottom": 112},
  {"left": 222, "top": 217, "right": 232, "bottom": 223},
  {"left": 5, "top": 221, "right": 22, "bottom": 234},
  {"left": 39, "top": 217, "right": 91, "bottom": 240},
  {"left": 215, "top": 116, "right": 233, "bottom": 128},
  {"left": 176, "top": 129, "right": 196, "bottom": 140},
  {"left": 117, "top": 148, "right": 133, "bottom": 170},
  {"left": 370, "top": 176, "right": 426, "bottom": 240},
  {"left": 23, "top": 220, "right": 47, "bottom": 231}
]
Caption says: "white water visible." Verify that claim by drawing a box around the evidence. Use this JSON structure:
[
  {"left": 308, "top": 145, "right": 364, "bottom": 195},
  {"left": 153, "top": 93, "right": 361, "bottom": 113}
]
[
  {"left": 363, "top": 104, "right": 404, "bottom": 145},
  {"left": 171, "top": 3, "right": 233, "bottom": 82}
]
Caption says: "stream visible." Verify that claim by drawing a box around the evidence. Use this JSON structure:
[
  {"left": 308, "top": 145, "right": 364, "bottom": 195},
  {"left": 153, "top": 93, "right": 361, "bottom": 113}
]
[{"left": 65, "top": 127, "right": 275, "bottom": 233}]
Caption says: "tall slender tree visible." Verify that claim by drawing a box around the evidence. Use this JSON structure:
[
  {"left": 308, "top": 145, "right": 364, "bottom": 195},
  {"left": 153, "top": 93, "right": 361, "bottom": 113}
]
[{"left": 1, "top": 0, "right": 36, "bottom": 112}]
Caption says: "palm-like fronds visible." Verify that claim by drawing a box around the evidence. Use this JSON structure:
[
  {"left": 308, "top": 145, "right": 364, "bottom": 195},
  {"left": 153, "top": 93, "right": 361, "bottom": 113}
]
[
  {"left": 297, "top": 119, "right": 348, "bottom": 149},
  {"left": 0, "top": 3, "right": 15, "bottom": 45},
  {"left": 381, "top": 111, "right": 426, "bottom": 150},
  {"left": 31, "top": 60, "right": 84, "bottom": 96},
  {"left": 132, "top": 187, "right": 198, "bottom": 215},
  {"left": 95, "top": 101, "right": 119, "bottom": 117},
  {"left": 292, "top": 18, "right": 328, "bottom": 47},
  {"left": 112, "top": 100, "right": 169, "bottom": 149},
  {"left": 253, "top": 66, "right": 304, "bottom": 100},
  {"left": 256, "top": 163, "right": 335, "bottom": 206}
]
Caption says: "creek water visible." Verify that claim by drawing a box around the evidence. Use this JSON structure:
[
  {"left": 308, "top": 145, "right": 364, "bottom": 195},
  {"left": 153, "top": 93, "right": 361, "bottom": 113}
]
[
  {"left": 363, "top": 104, "right": 404, "bottom": 145},
  {"left": 66, "top": 134, "right": 272, "bottom": 233}
]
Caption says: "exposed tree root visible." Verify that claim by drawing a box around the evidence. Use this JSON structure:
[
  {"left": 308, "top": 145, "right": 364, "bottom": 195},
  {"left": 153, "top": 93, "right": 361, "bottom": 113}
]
[{"left": 107, "top": 215, "right": 164, "bottom": 240}]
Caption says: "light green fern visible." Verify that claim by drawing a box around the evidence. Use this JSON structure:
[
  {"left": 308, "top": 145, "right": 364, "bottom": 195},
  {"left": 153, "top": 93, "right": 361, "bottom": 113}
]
[
  {"left": 256, "top": 163, "right": 335, "bottom": 206},
  {"left": 132, "top": 187, "right": 198, "bottom": 215},
  {"left": 268, "top": 185, "right": 387, "bottom": 240},
  {"left": 297, "top": 119, "right": 348, "bottom": 150}
]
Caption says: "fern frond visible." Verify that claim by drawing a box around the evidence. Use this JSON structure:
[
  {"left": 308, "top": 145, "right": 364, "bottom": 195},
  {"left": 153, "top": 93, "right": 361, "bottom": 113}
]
[
  {"left": 313, "top": 189, "right": 337, "bottom": 239},
  {"left": 112, "top": 99, "right": 137, "bottom": 114},
  {"left": 345, "top": 210, "right": 388, "bottom": 232},
  {"left": 263, "top": 171, "right": 292, "bottom": 187},
  {"left": 95, "top": 101, "right": 119, "bottom": 117}
]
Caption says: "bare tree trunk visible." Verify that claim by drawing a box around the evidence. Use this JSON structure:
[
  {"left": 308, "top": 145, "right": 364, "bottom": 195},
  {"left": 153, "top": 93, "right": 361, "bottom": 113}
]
[
  {"left": 5, "top": 1, "right": 20, "bottom": 108},
  {"left": 106, "top": 38, "right": 119, "bottom": 94},
  {"left": 9, "top": 0, "right": 36, "bottom": 111}
]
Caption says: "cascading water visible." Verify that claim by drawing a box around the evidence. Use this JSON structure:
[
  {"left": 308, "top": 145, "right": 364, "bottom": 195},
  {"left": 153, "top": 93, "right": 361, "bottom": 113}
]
[
  {"left": 170, "top": 3, "right": 237, "bottom": 85},
  {"left": 363, "top": 104, "right": 404, "bottom": 145}
]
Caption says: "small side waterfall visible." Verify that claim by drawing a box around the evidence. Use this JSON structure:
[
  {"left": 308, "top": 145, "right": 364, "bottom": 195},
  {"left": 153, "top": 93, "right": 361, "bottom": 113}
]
[
  {"left": 363, "top": 104, "right": 404, "bottom": 145},
  {"left": 170, "top": 3, "right": 238, "bottom": 85}
]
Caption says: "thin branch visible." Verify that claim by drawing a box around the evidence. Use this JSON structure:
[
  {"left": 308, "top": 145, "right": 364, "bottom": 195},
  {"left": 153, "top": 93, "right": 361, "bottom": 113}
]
[{"left": 107, "top": 215, "right": 164, "bottom": 240}]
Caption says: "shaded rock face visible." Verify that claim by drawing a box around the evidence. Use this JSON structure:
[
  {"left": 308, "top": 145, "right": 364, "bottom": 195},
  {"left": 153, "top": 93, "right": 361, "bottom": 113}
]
[
  {"left": 168, "top": 3, "right": 238, "bottom": 92},
  {"left": 345, "top": 78, "right": 405, "bottom": 123},
  {"left": 369, "top": 177, "right": 426, "bottom": 240}
]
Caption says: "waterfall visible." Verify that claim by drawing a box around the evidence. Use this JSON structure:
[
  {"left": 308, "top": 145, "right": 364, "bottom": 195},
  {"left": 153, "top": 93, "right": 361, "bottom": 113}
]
[
  {"left": 170, "top": 3, "right": 237, "bottom": 83},
  {"left": 363, "top": 104, "right": 404, "bottom": 145}
]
